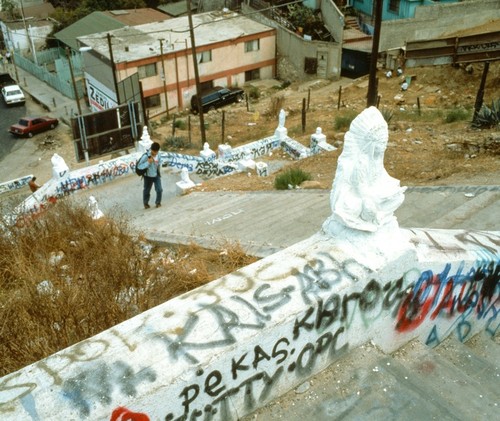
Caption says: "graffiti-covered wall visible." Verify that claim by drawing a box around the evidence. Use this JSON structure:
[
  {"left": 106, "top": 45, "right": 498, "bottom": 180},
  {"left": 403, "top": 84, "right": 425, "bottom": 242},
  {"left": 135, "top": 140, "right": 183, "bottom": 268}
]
[{"left": 1, "top": 226, "right": 498, "bottom": 420}]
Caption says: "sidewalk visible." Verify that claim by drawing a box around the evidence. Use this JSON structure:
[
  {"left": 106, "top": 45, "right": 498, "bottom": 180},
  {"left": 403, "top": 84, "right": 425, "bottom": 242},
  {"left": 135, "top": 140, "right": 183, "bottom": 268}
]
[{"left": 4, "top": 62, "right": 90, "bottom": 123}]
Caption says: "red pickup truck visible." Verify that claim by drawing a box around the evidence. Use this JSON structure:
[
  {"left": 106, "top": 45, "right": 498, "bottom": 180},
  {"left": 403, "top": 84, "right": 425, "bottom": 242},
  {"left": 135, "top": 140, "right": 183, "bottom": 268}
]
[{"left": 9, "top": 116, "right": 59, "bottom": 137}]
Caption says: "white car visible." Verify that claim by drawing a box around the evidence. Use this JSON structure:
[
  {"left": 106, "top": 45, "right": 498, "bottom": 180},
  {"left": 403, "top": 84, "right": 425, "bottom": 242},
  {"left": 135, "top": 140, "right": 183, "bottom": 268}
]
[{"left": 1, "top": 84, "right": 25, "bottom": 106}]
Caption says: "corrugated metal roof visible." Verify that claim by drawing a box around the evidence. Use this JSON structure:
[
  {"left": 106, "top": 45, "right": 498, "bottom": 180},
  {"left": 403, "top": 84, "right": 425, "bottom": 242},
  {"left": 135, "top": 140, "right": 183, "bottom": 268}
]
[{"left": 54, "top": 12, "right": 126, "bottom": 51}]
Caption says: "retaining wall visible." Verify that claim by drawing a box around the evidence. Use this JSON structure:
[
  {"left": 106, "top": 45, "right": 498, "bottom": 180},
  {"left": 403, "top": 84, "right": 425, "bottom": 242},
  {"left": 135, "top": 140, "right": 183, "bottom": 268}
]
[
  {"left": 1, "top": 226, "right": 498, "bottom": 420},
  {"left": 379, "top": 0, "right": 500, "bottom": 51}
]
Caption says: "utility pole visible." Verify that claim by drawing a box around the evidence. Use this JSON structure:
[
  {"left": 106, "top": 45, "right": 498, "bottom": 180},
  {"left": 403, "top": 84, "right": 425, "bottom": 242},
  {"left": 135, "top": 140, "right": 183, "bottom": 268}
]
[
  {"left": 19, "top": 0, "right": 37, "bottom": 64},
  {"left": 159, "top": 39, "right": 170, "bottom": 118},
  {"left": 66, "top": 47, "right": 82, "bottom": 115},
  {"left": 107, "top": 33, "right": 120, "bottom": 105},
  {"left": 367, "top": 0, "right": 383, "bottom": 107},
  {"left": 187, "top": 0, "right": 206, "bottom": 145},
  {"left": 473, "top": 61, "right": 490, "bottom": 123}
]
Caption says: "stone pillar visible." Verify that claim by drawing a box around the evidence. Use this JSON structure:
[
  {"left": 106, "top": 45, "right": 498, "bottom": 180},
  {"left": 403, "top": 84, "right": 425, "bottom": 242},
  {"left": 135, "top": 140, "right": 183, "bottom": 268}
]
[
  {"left": 310, "top": 127, "right": 327, "bottom": 154},
  {"left": 176, "top": 167, "right": 196, "bottom": 195},
  {"left": 256, "top": 161, "right": 269, "bottom": 177},
  {"left": 237, "top": 152, "right": 256, "bottom": 172},
  {"left": 218, "top": 144, "right": 232, "bottom": 161},
  {"left": 310, "top": 127, "right": 335, "bottom": 154}
]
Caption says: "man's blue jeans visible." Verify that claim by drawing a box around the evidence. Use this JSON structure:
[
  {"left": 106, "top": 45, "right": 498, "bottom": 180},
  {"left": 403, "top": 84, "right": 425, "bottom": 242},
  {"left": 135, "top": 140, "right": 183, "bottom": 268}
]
[{"left": 143, "top": 176, "right": 163, "bottom": 206}]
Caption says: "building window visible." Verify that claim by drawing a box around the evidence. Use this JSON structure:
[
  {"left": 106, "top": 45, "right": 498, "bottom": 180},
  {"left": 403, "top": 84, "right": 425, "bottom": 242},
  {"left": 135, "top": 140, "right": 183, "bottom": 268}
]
[
  {"left": 245, "top": 68, "right": 260, "bottom": 82},
  {"left": 388, "top": 0, "right": 400, "bottom": 13},
  {"left": 144, "top": 94, "right": 161, "bottom": 109},
  {"left": 138, "top": 63, "right": 157, "bottom": 79},
  {"left": 197, "top": 50, "right": 212, "bottom": 64},
  {"left": 245, "top": 39, "right": 260, "bottom": 53}
]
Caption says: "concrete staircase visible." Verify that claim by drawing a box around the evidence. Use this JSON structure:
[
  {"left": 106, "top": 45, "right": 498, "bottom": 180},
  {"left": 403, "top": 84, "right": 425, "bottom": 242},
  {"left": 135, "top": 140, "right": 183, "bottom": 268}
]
[
  {"left": 243, "top": 333, "right": 500, "bottom": 420},
  {"left": 344, "top": 16, "right": 361, "bottom": 31},
  {"left": 130, "top": 183, "right": 500, "bottom": 257},
  {"left": 343, "top": 16, "right": 372, "bottom": 44}
]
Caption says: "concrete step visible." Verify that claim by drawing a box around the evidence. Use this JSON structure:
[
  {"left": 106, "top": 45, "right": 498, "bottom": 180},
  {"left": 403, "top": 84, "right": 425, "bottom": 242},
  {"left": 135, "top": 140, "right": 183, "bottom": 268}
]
[
  {"left": 344, "top": 17, "right": 360, "bottom": 30},
  {"left": 395, "top": 186, "right": 500, "bottom": 230},
  {"left": 243, "top": 334, "right": 500, "bottom": 420}
]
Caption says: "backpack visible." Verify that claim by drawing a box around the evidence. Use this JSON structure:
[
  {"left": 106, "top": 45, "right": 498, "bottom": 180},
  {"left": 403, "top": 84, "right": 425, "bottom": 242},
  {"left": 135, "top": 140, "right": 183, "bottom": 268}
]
[{"left": 135, "top": 153, "right": 148, "bottom": 177}]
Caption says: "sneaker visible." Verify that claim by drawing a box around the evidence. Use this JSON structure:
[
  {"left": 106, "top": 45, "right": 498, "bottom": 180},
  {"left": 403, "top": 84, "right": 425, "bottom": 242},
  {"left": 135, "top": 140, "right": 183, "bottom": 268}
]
[
  {"left": 144, "top": 204, "right": 150, "bottom": 209},
  {"left": 156, "top": 203, "right": 161, "bottom": 208}
]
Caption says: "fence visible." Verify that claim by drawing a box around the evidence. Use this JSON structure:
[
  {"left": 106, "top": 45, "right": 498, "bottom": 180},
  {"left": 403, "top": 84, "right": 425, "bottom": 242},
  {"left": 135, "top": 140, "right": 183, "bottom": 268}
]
[{"left": 13, "top": 48, "right": 84, "bottom": 100}]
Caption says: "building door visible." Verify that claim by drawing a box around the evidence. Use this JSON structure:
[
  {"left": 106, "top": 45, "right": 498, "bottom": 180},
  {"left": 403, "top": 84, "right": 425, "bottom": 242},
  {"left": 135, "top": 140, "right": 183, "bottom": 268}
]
[{"left": 317, "top": 48, "right": 328, "bottom": 78}]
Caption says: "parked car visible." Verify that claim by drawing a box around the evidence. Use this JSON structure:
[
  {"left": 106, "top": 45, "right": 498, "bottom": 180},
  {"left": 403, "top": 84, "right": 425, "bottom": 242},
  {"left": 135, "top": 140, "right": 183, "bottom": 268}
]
[
  {"left": 1, "top": 84, "right": 25, "bottom": 106},
  {"left": 0, "top": 72, "right": 16, "bottom": 89},
  {"left": 191, "top": 86, "right": 245, "bottom": 114},
  {"left": 9, "top": 116, "right": 59, "bottom": 137}
]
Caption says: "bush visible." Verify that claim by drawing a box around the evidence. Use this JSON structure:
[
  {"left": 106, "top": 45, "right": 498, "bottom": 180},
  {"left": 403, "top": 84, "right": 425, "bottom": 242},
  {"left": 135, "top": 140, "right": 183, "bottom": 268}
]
[
  {"left": 472, "top": 99, "right": 500, "bottom": 129},
  {"left": 280, "top": 80, "right": 291, "bottom": 89},
  {"left": 163, "top": 135, "right": 191, "bottom": 150},
  {"left": 445, "top": 108, "right": 470, "bottom": 123},
  {"left": 174, "top": 118, "right": 187, "bottom": 130},
  {"left": 248, "top": 86, "right": 260, "bottom": 100},
  {"left": 274, "top": 168, "right": 312, "bottom": 190}
]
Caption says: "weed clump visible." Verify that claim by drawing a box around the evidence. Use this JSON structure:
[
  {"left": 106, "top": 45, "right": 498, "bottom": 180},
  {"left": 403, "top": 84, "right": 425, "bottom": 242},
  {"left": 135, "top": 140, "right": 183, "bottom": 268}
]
[
  {"left": 445, "top": 107, "right": 470, "bottom": 123},
  {"left": 248, "top": 86, "right": 260, "bottom": 100},
  {"left": 163, "top": 135, "right": 191, "bottom": 150},
  {"left": 274, "top": 168, "right": 312, "bottom": 190},
  {"left": 0, "top": 200, "right": 257, "bottom": 376},
  {"left": 334, "top": 111, "right": 358, "bottom": 130}
]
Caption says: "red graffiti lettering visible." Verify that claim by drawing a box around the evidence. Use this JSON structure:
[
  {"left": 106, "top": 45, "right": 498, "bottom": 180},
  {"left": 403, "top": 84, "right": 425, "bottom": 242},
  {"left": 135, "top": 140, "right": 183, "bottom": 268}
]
[
  {"left": 395, "top": 275, "right": 439, "bottom": 332},
  {"left": 110, "top": 407, "right": 150, "bottom": 421}
]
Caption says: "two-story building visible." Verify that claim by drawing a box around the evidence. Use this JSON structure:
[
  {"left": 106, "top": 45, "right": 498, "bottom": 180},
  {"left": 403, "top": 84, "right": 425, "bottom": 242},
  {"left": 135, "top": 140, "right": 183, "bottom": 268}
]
[{"left": 77, "top": 10, "right": 276, "bottom": 115}]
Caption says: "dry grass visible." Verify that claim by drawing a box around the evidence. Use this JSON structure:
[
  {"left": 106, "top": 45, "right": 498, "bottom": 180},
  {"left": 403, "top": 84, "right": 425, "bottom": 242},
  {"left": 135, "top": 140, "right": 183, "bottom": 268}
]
[{"left": 0, "top": 199, "right": 258, "bottom": 376}]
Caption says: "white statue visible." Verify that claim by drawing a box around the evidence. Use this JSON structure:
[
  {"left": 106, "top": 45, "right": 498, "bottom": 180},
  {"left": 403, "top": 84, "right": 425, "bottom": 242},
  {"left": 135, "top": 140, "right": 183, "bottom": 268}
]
[
  {"left": 88, "top": 196, "right": 104, "bottom": 220},
  {"left": 138, "top": 126, "right": 153, "bottom": 153},
  {"left": 323, "top": 106, "right": 406, "bottom": 235},
  {"left": 278, "top": 109, "right": 286, "bottom": 128},
  {"left": 51, "top": 153, "right": 69, "bottom": 180}
]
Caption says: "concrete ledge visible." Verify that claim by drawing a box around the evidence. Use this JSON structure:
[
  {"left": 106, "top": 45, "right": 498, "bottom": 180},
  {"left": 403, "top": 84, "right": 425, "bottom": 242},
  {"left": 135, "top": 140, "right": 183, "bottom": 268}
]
[
  {"left": 0, "top": 174, "right": 33, "bottom": 195},
  {"left": 1, "top": 228, "right": 498, "bottom": 420}
]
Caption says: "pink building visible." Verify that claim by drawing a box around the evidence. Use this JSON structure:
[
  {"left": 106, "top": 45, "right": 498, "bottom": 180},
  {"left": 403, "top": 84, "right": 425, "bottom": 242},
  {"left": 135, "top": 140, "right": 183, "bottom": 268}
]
[{"left": 78, "top": 11, "right": 276, "bottom": 115}]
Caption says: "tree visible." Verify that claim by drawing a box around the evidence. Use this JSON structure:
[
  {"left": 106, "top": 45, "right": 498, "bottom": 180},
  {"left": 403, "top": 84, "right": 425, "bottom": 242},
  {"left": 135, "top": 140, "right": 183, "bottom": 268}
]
[{"left": 1, "top": 0, "right": 21, "bottom": 20}]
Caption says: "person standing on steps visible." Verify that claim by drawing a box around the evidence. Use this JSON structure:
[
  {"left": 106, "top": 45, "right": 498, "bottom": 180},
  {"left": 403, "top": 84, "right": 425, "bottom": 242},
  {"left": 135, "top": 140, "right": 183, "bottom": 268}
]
[
  {"left": 28, "top": 176, "right": 40, "bottom": 192},
  {"left": 137, "top": 142, "right": 163, "bottom": 209}
]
